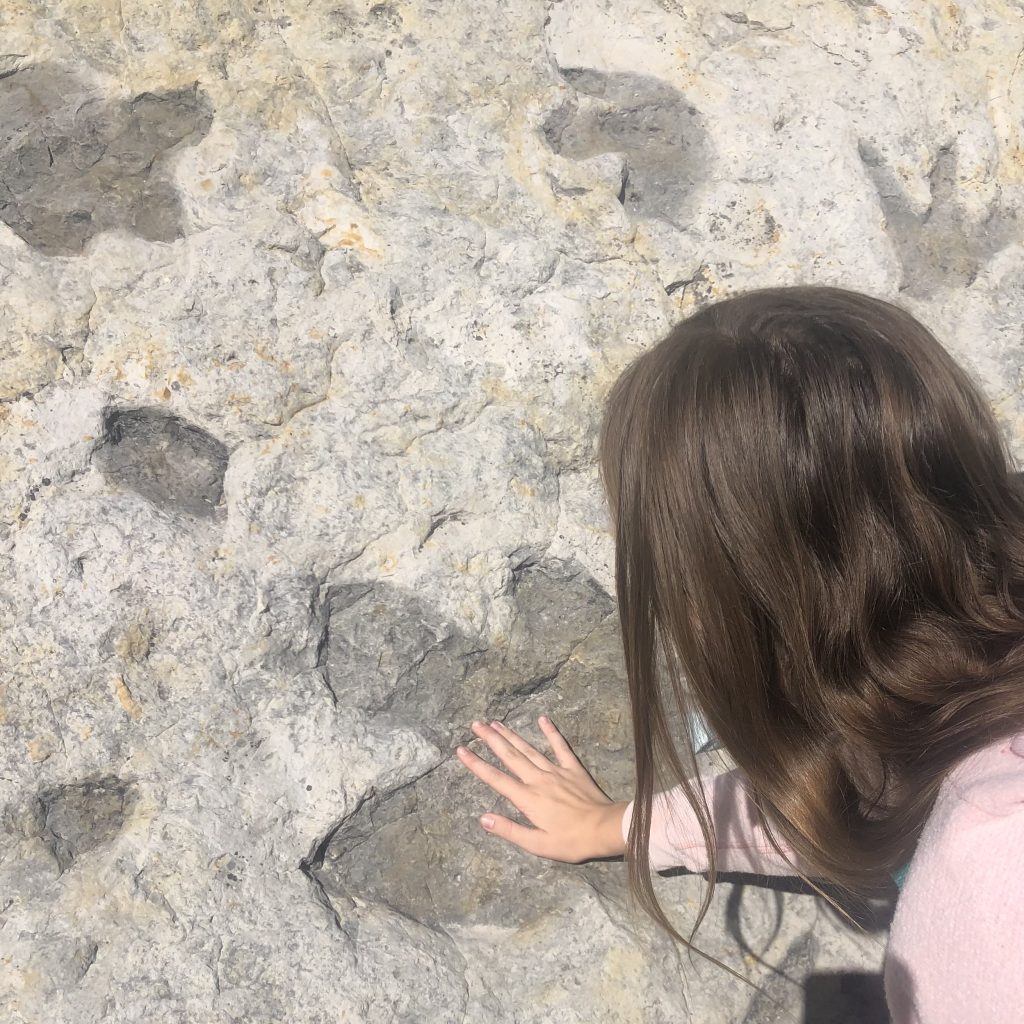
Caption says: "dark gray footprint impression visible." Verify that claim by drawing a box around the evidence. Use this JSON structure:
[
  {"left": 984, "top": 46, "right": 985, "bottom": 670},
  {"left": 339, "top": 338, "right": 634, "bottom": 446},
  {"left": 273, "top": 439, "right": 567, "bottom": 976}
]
[
  {"left": 541, "top": 68, "right": 710, "bottom": 228},
  {"left": 35, "top": 775, "right": 138, "bottom": 876},
  {"left": 857, "top": 138, "right": 1022, "bottom": 298},
  {"left": 306, "top": 557, "right": 621, "bottom": 931},
  {"left": 316, "top": 554, "right": 614, "bottom": 749},
  {"left": 93, "top": 406, "right": 228, "bottom": 517},
  {"left": 0, "top": 63, "right": 213, "bottom": 256}
]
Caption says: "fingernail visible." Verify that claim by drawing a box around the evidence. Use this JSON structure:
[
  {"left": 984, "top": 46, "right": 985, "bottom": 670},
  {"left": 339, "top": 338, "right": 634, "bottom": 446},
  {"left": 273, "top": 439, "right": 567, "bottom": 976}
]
[
  {"left": 539, "top": 715, "right": 548, "bottom": 724},
  {"left": 481, "top": 815, "right": 494, "bottom": 829},
  {"left": 490, "top": 720, "right": 502, "bottom": 730},
  {"left": 457, "top": 746, "right": 468, "bottom": 756}
]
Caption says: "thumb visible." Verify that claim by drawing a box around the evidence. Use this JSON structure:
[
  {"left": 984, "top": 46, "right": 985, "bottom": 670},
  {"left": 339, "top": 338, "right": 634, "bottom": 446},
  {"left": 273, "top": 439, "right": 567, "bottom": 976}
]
[{"left": 479, "top": 813, "right": 550, "bottom": 858}]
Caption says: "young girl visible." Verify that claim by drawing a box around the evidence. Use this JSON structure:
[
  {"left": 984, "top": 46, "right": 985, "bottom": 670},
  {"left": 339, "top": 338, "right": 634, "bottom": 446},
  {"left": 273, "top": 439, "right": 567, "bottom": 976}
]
[{"left": 455, "top": 284, "right": 1024, "bottom": 1023}]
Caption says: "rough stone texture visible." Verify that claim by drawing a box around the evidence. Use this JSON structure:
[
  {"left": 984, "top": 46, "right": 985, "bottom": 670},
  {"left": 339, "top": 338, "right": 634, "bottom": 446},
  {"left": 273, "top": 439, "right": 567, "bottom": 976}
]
[{"left": 0, "top": 1, "right": 1022, "bottom": 1022}]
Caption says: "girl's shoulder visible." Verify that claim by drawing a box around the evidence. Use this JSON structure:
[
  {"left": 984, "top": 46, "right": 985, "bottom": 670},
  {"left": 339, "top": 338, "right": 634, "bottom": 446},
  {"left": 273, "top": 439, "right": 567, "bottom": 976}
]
[
  {"left": 939, "top": 731, "right": 1024, "bottom": 821},
  {"left": 885, "top": 733, "right": 1024, "bottom": 1021}
]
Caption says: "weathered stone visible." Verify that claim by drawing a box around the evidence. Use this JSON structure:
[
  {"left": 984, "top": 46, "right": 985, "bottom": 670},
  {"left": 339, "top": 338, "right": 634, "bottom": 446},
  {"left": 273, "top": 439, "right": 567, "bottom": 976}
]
[
  {"left": 35, "top": 775, "right": 137, "bottom": 875},
  {"left": 318, "top": 556, "right": 613, "bottom": 747},
  {"left": 92, "top": 405, "right": 229, "bottom": 516},
  {"left": 0, "top": 2, "right": 1021, "bottom": 1022},
  {"left": 0, "top": 64, "right": 213, "bottom": 256}
]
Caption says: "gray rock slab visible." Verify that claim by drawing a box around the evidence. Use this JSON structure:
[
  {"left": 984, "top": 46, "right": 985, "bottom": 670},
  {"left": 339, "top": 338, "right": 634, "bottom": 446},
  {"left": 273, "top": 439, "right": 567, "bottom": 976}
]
[{"left": 1, "top": 1, "right": 1021, "bottom": 1022}]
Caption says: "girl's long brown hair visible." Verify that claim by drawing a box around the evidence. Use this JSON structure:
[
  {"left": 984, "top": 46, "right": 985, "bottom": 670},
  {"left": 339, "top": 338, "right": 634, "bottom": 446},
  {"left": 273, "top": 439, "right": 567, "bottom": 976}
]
[{"left": 599, "top": 284, "right": 1024, "bottom": 994}]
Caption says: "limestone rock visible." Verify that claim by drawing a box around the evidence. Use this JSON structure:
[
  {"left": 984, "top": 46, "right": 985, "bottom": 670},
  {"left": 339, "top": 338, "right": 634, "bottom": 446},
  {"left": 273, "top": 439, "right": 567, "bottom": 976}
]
[{"left": 1, "top": 1, "right": 1021, "bottom": 1022}]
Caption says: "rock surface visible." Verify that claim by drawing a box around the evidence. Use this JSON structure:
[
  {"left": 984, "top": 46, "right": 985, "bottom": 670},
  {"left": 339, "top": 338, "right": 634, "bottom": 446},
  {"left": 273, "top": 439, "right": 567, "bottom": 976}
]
[{"left": 1, "top": 1, "right": 1022, "bottom": 1022}]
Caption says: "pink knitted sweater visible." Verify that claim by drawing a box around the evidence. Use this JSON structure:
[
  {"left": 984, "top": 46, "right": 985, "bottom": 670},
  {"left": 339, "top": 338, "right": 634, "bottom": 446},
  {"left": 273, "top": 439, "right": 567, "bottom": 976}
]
[{"left": 620, "top": 731, "right": 1024, "bottom": 1022}]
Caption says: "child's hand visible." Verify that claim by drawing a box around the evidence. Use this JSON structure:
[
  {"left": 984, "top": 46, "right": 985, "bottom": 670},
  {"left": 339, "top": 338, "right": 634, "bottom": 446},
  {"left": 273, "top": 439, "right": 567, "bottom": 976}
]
[{"left": 456, "top": 715, "right": 629, "bottom": 863}]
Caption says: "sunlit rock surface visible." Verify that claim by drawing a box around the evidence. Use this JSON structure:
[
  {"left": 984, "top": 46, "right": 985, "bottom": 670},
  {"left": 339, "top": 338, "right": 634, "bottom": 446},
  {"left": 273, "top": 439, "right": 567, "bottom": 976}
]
[{"left": 1, "top": 2, "right": 1022, "bottom": 1021}]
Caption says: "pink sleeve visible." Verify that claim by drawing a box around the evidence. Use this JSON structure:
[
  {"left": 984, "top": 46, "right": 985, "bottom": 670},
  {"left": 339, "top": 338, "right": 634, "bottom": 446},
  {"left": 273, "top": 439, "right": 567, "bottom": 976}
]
[
  {"left": 620, "top": 766, "right": 812, "bottom": 877},
  {"left": 883, "top": 733, "right": 1024, "bottom": 1024}
]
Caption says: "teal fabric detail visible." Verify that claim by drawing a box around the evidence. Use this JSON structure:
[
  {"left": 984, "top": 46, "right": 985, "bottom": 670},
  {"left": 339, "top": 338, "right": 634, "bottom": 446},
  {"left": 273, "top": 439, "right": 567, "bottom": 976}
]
[
  {"left": 891, "top": 862, "right": 910, "bottom": 889},
  {"left": 686, "top": 709, "right": 721, "bottom": 754}
]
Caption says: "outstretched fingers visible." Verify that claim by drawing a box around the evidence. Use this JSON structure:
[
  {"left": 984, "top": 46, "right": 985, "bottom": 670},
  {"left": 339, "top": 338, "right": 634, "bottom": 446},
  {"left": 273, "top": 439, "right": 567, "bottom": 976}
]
[
  {"left": 456, "top": 714, "right": 590, "bottom": 863},
  {"left": 538, "top": 715, "right": 582, "bottom": 771},
  {"left": 486, "top": 719, "right": 554, "bottom": 772},
  {"left": 457, "top": 742, "right": 530, "bottom": 805},
  {"left": 469, "top": 720, "right": 548, "bottom": 779}
]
